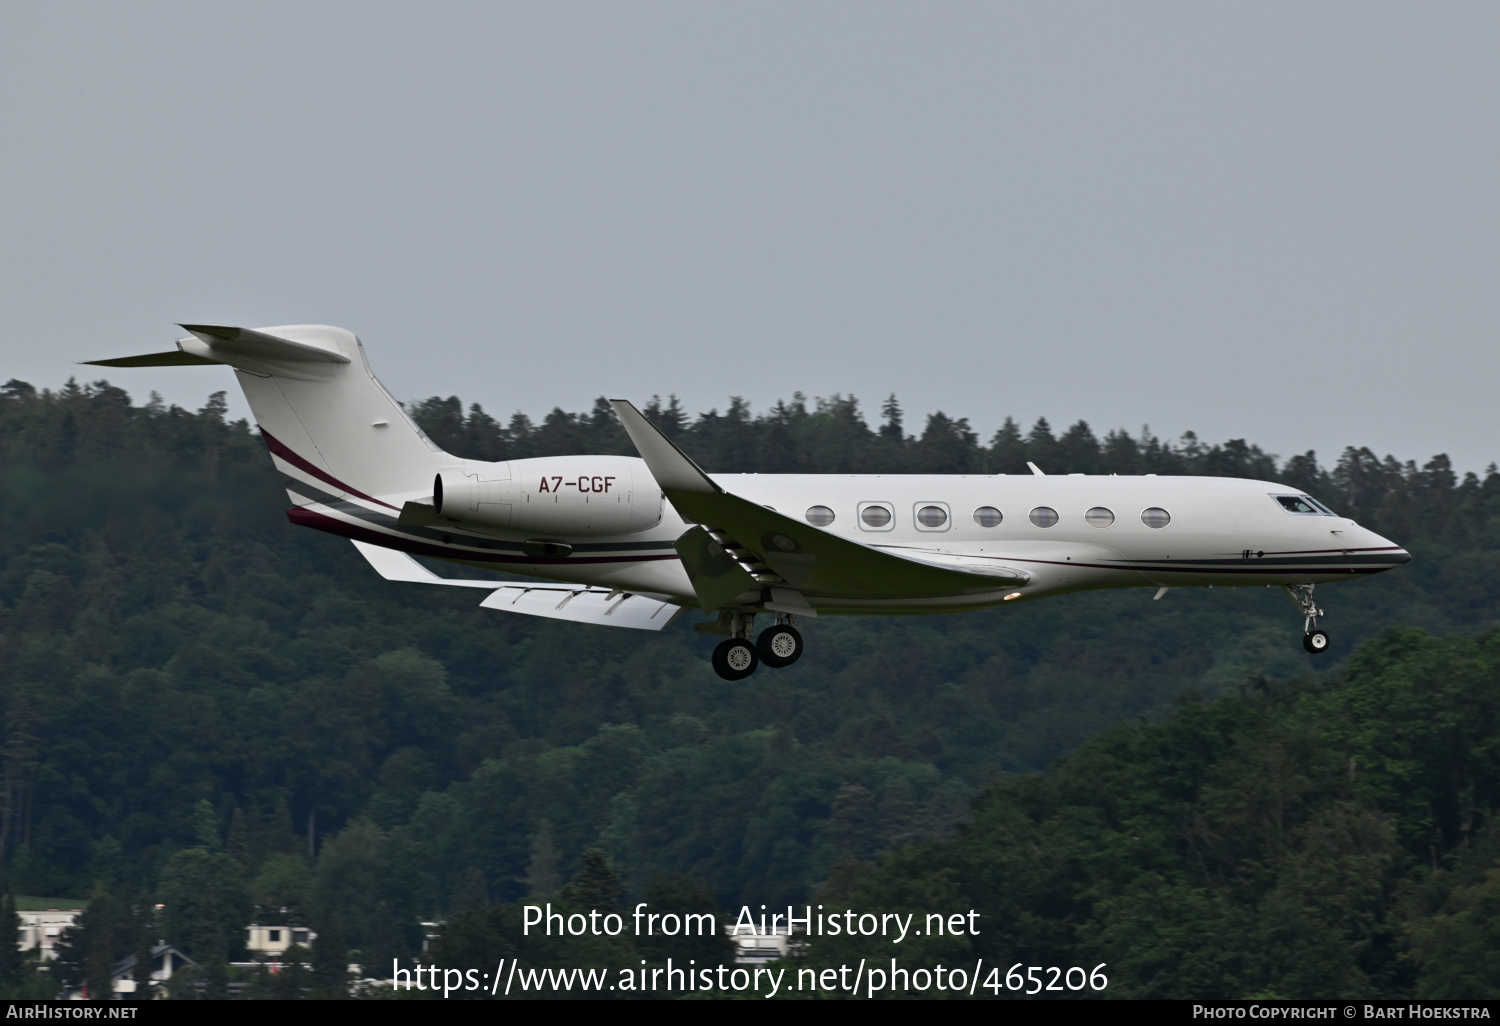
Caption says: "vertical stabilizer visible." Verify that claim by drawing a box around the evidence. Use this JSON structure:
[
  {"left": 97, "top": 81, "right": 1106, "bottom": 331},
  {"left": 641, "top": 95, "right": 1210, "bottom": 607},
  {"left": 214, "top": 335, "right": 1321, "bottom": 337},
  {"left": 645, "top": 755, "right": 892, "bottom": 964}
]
[
  {"left": 208, "top": 325, "right": 446, "bottom": 503},
  {"left": 166, "top": 324, "right": 450, "bottom": 504}
]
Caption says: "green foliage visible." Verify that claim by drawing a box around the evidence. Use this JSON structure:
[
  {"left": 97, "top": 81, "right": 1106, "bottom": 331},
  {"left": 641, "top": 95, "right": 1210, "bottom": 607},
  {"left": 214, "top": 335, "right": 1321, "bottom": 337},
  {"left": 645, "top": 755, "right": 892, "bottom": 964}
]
[
  {"left": 253, "top": 854, "right": 313, "bottom": 923},
  {"left": 637, "top": 873, "right": 736, "bottom": 966},
  {"left": 273, "top": 944, "right": 311, "bottom": 999},
  {"left": 2, "top": 377, "right": 1500, "bottom": 997},
  {"left": 310, "top": 914, "right": 349, "bottom": 999},
  {"left": 424, "top": 850, "right": 643, "bottom": 1000},
  {"left": 558, "top": 848, "right": 624, "bottom": 910},
  {"left": 804, "top": 627, "right": 1500, "bottom": 999},
  {"left": 0, "top": 890, "right": 22, "bottom": 992},
  {"left": 158, "top": 849, "right": 248, "bottom": 962}
]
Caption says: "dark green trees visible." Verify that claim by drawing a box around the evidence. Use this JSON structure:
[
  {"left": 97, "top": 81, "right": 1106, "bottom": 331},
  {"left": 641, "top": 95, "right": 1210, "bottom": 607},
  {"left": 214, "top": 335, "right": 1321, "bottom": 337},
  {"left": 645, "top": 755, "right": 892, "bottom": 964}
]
[
  {"left": 805, "top": 627, "right": 1500, "bottom": 999},
  {"left": 3, "top": 377, "right": 1500, "bottom": 998}
]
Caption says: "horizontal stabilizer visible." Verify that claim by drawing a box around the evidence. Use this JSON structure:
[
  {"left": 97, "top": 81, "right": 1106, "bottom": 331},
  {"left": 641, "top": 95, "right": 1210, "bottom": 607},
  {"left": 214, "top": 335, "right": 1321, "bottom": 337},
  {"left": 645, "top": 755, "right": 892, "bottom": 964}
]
[
  {"left": 180, "top": 324, "right": 351, "bottom": 364},
  {"left": 82, "top": 351, "right": 219, "bottom": 368},
  {"left": 351, "top": 540, "right": 681, "bottom": 630},
  {"left": 351, "top": 540, "right": 500, "bottom": 588},
  {"left": 84, "top": 323, "right": 353, "bottom": 382}
]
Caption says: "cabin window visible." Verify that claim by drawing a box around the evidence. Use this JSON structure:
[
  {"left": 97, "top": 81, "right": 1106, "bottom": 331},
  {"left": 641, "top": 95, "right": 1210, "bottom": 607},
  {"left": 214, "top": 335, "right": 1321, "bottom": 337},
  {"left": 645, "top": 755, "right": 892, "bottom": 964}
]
[
  {"left": 1141, "top": 507, "right": 1171, "bottom": 529},
  {"left": 859, "top": 503, "right": 894, "bottom": 529},
  {"left": 1085, "top": 507, "right": 1115, "bottom": 528},
  {"left": 974, "top": 506, "right": 1003, "bottom": 528},
  {"left": 915, "top": 504, "right": 949, "bottom": 529},
  {"left": 805, "top": 505, "right": 835, "bottom": 527},
  {"left": 1029, "top": 506, "right": 1059, "bottom": 528}
]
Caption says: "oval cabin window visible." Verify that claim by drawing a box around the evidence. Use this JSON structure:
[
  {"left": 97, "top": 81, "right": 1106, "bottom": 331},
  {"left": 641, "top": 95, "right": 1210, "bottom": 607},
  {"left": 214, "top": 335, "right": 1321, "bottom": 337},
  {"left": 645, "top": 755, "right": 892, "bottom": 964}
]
[
  {"left": 973, "top": 506, "right": 1002, "bottom": 528},
  {"left": 1141, "top": 507, "right": 1171, "bottom": 529},
  {"left": 860, "top": 505, "right": 893, "bottom": 528},
  {"left": 916, "top": 505, "right": 948, "bottom": 528},
  {"left": 1029, "top": 506, "right": 1059, "bottom": 528},
  {"left": 1085, "top": 507, "right": 1115, "bottom": 528},
  {"left": 805, "top": 506, "right": 835, "bottom": 527}
]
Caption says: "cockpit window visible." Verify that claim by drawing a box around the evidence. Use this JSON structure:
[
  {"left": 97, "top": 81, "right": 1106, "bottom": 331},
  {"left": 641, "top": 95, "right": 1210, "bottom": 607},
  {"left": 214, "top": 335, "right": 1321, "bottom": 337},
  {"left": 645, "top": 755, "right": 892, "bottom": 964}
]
[{"left": 1273, "top": 494, "right": 1337, "bottom": 516}]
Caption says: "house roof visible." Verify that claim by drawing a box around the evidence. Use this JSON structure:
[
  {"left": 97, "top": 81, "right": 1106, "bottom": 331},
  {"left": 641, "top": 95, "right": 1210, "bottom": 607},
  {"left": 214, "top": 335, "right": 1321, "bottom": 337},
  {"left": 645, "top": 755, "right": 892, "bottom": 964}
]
[{"left": 110, "top": 944, "right": 195, "bottom": 981}]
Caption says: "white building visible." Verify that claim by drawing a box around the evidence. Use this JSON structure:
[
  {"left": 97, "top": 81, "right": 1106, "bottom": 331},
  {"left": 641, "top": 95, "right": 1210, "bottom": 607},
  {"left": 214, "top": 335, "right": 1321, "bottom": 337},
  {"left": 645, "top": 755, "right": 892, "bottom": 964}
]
[
  {"left": 245, "top": 924, "right": 315, "bottom": 957},
  {"left": 17, "top": 909, "right": 81, "bottom": 961},
  {"left": 729, "top": 929, "right": 793, "bottom": 964}
]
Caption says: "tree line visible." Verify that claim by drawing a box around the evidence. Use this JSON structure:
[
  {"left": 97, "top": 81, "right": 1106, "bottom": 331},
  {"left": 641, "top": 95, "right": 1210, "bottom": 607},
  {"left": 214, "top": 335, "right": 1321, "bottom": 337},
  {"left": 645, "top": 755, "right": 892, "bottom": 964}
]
[{"left": 0, "top": 376, "right": 1495, "bottom": 997}]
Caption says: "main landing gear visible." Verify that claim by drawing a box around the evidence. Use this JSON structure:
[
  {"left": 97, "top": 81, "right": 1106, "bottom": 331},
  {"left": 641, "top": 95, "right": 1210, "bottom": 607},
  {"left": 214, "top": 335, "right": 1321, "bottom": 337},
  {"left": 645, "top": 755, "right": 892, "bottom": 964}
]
[
  {"left": 1284, "top": 584, "right": 1330, "bottom": 655},
  {"left": 710, "top": 613, "right": 805, "bottom": 681}
]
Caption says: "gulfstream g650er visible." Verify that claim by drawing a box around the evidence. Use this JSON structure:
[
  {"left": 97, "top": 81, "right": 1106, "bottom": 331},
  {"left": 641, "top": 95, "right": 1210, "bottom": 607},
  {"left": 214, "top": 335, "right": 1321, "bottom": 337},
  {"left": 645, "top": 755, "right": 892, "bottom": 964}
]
[{"left": 89, "top": 324, "right": 1410, "bottom": 680}]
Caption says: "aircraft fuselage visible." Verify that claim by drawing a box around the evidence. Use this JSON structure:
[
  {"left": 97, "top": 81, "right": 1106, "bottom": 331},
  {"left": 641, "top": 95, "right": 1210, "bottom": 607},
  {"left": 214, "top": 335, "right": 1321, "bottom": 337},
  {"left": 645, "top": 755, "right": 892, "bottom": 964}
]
[{"left": 293, "top": 457, "right": 1408, "bottom": 615}]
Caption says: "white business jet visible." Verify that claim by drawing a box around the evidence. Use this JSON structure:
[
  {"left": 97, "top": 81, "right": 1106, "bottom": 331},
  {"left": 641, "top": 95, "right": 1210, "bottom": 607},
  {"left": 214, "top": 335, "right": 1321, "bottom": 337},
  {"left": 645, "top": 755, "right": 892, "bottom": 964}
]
[{"left": 88, "top": 325, "right": 1411, "bottom": 680}]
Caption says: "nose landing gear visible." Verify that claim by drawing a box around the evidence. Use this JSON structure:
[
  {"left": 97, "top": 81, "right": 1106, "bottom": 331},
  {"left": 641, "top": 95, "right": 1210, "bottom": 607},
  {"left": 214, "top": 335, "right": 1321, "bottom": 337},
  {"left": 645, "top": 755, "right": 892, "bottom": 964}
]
[{"left": 1284, "top": 584, "right": 1330, "bottom": 655}]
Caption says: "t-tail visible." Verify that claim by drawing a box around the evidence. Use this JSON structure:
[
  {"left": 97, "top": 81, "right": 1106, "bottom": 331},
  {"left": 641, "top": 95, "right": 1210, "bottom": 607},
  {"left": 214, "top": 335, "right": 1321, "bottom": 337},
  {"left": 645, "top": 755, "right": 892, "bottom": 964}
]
[{"left": 85, "top": 324, "right": 449, "bottom": 507}]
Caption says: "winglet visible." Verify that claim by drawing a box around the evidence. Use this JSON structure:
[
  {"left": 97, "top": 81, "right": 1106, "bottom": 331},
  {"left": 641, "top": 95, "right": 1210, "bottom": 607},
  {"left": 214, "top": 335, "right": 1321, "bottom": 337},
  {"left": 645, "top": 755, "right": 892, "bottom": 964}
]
[{"left": 610, "top": 400, "right": 720, "bottom": 496}]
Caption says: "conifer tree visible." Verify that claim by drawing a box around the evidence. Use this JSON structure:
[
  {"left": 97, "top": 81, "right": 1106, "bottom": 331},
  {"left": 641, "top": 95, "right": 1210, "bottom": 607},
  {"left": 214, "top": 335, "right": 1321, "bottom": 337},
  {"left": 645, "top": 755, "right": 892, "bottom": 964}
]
[
  {"left": 310, "top": 915, "right": 348, "bottom": 999},
  {"left": 226, "top": 809, "right": 249, "bottom": 869},
  {"left": 83, "top": 886, "right": 113, "bottom": 1001},
  {"left": 522, "top": 822, "right": 561, "bottom": 900},
  {"left": 879, "top": 394, "right": 904, "bottom": 443},
  {"left": 559, "top": 849, "right": 623, "bottom": 910},
  {"left": 0, "top": 890, "right": 23, "bottom": 993},
  {"left": 450, "top": 867, "right": 488, "bottom": 916},
  {"left": 131, "top": 914, "right": 152, "bottom": 1000}
]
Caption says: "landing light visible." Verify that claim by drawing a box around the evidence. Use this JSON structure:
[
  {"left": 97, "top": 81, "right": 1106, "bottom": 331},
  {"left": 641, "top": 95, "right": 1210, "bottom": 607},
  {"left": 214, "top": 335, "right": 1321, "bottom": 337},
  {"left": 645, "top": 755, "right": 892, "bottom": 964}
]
[{"left": 1003, "top": 592, "right": 1023, "bottom": 601}]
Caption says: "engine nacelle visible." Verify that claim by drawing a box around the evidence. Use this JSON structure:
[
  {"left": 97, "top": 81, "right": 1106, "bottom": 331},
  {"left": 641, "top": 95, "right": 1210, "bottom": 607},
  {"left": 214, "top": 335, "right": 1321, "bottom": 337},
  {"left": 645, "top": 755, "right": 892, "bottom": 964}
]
[{"left": 433, "top": 455, "right": 662, "bottom": 536}]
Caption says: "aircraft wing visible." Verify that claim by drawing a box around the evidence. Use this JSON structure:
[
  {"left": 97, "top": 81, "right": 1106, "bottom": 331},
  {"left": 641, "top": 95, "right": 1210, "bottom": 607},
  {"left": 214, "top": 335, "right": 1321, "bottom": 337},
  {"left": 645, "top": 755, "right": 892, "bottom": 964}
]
[
  {"left": 350, "top": 540, "right": 682, "bottom": 631},
  {"left": 610, "top": 401, "right": 1028, "bottom": 611}
]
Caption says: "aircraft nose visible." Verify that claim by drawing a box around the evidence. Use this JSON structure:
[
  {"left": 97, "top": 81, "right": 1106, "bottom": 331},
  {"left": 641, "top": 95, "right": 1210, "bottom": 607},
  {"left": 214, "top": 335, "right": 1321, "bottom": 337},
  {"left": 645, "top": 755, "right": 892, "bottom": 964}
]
[{"left": 1366, "top": 527, "right": 1411, "bottom": 567}]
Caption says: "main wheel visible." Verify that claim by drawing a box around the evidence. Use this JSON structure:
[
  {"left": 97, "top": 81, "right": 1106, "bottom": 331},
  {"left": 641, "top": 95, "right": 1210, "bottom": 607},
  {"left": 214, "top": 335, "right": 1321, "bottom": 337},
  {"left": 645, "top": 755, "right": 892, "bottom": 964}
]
[
  {"left": 757, "top": 625, "right": 804, "bottom": 668},
  {"left": 712, "top": 638, "right": 759, "bottom": 680},
  {"left": 1303, "top": 630, "right": 1330, "bottom": 654}
]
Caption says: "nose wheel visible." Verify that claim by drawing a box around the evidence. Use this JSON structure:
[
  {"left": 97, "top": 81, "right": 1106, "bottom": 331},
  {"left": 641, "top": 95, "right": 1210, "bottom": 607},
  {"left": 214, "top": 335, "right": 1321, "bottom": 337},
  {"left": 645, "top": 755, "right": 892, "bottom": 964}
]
[{"left": 1284, "top": 584, "right": 1330, "bottom": 656}]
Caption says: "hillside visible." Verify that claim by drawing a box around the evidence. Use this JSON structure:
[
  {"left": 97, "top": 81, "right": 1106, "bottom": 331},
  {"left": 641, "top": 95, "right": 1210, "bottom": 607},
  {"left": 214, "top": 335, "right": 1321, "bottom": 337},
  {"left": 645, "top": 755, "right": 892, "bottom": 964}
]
[{"left": 0, "top": 376, "right": 1495, "bottom": 990}]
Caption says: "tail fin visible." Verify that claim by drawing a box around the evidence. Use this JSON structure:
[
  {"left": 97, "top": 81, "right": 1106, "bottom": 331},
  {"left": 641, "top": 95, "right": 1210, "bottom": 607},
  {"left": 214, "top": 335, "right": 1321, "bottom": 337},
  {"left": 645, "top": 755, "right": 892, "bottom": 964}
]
[{"left": 86, "top": 324, "right": 450, "bottom": 503}]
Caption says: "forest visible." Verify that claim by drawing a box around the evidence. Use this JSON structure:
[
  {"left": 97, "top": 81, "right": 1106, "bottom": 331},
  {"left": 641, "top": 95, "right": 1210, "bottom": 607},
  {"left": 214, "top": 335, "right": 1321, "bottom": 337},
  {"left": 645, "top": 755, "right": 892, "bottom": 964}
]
[{"left": 0, "top": 376, "right": 1496, "bottom": 998}]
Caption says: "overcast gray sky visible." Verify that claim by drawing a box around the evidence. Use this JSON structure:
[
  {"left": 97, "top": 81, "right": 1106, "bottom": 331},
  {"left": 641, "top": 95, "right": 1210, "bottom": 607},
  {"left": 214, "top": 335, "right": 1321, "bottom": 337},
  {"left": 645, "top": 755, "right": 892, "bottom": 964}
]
[{"left": 2, "top": 2, "right": 1496, "bottom": 473}]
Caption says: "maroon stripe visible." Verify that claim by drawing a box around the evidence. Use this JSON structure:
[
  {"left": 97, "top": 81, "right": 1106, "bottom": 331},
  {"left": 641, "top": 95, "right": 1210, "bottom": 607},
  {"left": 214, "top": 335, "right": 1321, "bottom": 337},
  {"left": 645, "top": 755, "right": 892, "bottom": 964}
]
[
  {"left": 1258, "top": 546, "right": 1405, "bottom": 556},
  {"left": 286, "top": 507, "right": 680, "bottom": 567},
  {"left": 999, "top": 556, "right": 1385, "bottom": 576},
  {"left": 260, "top": 427, "right": 399, "bottom": 510}
]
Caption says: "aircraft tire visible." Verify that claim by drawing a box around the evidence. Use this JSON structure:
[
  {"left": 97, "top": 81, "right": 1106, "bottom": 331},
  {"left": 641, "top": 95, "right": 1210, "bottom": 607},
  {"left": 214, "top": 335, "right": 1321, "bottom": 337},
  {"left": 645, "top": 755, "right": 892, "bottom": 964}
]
[
  {"left": 1303, "top": 630, "right": 1330, "bottom": 655},
  {"left": 712, "top": 638, "right": 759, "bottom": 680},
  {"left": 757, "top": 625, "right": 804, "bottom": 668}
]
